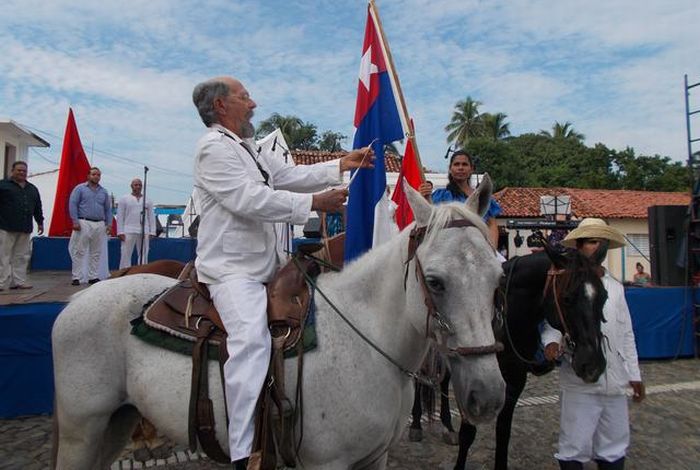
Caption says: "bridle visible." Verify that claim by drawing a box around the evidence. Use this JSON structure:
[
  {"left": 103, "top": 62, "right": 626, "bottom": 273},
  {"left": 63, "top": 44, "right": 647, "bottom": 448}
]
[
  {"left": 543, "top": 267, "right": 576, "bottom": 351},
  {"left": 294, "top": 217, "right": 503, "bottom": 386},
  {"left": 407, "top": 219, "right": 504, "bottom": 358}
]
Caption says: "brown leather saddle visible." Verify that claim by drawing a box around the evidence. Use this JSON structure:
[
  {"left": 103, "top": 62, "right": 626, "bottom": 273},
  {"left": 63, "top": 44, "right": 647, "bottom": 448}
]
[{"left": 141, "top": 255, "right": 319, "bottom": 468}]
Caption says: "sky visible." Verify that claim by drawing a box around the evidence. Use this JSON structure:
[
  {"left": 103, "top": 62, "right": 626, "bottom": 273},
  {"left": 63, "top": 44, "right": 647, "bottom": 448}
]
[{"left": 2, "top": 0, "right": 699, "bottom": 204}]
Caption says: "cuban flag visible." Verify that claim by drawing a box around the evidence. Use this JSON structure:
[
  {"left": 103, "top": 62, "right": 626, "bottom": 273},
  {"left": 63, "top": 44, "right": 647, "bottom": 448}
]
[{"left": 344, "top": 5, "right": 405, "bottom": 263}]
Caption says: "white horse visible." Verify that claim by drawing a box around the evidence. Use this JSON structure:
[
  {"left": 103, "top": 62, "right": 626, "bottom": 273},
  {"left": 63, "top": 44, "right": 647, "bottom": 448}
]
[{"left": 51, "top": 182, "right": 505, "bottom": 470}]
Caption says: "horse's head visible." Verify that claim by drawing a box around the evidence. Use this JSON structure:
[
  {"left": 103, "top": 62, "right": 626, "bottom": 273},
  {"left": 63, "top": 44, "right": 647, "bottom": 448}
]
[
  {"left": 542, "top": 244, "right": 607, "bottom": 383},
  {"left": 404, "top": 175, "right": 505, "bottom": 423}
]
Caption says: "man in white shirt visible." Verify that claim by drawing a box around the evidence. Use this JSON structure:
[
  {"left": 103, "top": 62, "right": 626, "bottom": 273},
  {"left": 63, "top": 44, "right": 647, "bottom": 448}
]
[
  {"left": 192, "top": 75, "right": 374, "bottom": 469},
  {"left": 543, "top": 218, "right": 645, "bottom": 470},
  {"left": 116, "top": 178, "right": 155, "bottom": 268}
]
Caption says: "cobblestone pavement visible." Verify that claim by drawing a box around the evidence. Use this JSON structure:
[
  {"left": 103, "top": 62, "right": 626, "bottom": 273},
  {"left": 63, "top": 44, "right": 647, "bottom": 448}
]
[{"left": 1, "top": 359, "right": 698, "bottom": 470}]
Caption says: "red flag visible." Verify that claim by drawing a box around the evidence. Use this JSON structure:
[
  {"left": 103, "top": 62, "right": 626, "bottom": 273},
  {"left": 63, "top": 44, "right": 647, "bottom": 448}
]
[
  {"left": 49, "top": 108, "right": 91, "bottom": 236},
  {"left": 391, "top": 137, "right": 422, "bottom": 230}
]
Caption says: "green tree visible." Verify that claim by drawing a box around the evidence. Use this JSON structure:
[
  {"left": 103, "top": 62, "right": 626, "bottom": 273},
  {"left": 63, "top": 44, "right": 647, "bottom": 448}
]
[
  {"left": 318, "top": 131, "right": 347, "bottom": 152},
  {"left": 445, "top": 96, "right": 483, "bottom": 148},
  {"left": 480, "top": 112, "right": 511, "bottom": 142},
  {"left": 256, "top": 113, "right": 318, "bottom": 150},
  {"left": 539, "top": 121, "right": 585, "bottom": 142}
]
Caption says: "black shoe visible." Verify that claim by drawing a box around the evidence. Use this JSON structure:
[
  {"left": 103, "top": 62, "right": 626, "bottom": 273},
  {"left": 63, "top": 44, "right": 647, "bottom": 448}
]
[
  {"left": 232, "top": 457, "right": 248, "bottom": 470},
  {"left": 558, "top": 460, "right": 584, "bottom": 470},
  {"left": 596, "top": 457, "right": 625, "bottom": 470},
  {"left": 88, "top": 278, "right": 100, "bottom": 285},
  {"left": 71, "top": 279, "right": 80, "bottom": 286}
]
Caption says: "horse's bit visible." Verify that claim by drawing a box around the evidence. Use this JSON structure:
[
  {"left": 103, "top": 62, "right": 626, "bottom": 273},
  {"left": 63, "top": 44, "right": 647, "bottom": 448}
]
[
  {"left": 407, "top": 219, "right": 504, "bottom": 357},
  {"left": 543, "top": 267, "right": 576, "bottom": 351}
]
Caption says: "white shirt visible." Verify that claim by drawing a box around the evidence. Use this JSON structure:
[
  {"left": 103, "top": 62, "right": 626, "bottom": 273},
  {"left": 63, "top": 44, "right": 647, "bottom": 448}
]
[
  {"left": 194, "top": 124, "right": 342, "bottom": 284},
  {"left": 116, "top": 194, "right": 156, "bottom": 235},
  {"left": 542, "top": 271, "right": 642, "bottom": 395}
]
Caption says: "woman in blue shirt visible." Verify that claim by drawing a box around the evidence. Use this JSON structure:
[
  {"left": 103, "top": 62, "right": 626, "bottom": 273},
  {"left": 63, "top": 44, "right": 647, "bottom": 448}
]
[{"left": 419, "top": 150, "right": 501, "bottom": 247}]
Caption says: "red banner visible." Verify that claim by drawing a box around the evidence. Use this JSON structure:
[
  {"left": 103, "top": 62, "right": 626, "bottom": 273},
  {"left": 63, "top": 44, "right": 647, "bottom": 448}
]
[{"left": 48, "top": 108, "right": 91, "bottom": 236}]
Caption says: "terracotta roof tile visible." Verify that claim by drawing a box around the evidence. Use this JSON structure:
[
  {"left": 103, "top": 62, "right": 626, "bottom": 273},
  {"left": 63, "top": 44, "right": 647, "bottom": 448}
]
[
  {"left": 290, "top": 149, "right": 404, "bottom": 173},
  {"left": 493, "top": 187, "right": 689, "bottom": 219}
]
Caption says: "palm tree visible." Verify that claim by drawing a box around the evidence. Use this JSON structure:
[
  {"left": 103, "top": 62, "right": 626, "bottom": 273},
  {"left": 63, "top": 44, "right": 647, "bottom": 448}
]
[
  {"left": 480, "top": 112, "right": 511, "bottom": 141},
  {"left": 539, "top": 121, "right": 585, "bottom": 141},
  {"left": 445, "top": 96, "right": 483, "bottom": 148},
  {"left": 256, "top": 113, "right": 318, "bottom": 149}
]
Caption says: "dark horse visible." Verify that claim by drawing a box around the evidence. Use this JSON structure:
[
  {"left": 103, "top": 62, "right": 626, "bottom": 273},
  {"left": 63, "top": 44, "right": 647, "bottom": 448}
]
[{"left": 410, "top": 244, "right": 608, "bottom": 470}]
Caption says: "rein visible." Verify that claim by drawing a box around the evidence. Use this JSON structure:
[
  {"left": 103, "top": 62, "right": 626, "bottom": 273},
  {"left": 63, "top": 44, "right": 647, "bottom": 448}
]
[{"left": 543, "top": 267, "right": 576, "bottom": 350}]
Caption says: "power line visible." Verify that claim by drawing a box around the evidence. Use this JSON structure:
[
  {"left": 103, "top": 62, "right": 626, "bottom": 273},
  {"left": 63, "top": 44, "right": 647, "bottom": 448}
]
[{"left": 20, "top": 124, "right": 192, "bottom": 178}]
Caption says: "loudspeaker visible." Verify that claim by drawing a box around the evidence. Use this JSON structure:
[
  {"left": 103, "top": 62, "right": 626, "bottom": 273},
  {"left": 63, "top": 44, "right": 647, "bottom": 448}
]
[{"left": 648, "top": 205, "right": 687, "bottom": 286}]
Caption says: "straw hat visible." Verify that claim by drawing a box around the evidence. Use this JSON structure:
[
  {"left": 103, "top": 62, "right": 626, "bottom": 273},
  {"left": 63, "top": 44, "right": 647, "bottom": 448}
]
[{"left": 561, "top": 218, "right": 626, "bottom": 249}]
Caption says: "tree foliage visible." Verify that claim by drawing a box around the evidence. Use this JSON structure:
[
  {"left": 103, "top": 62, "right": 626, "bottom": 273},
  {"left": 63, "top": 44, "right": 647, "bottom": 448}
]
[
  {"left": 256, "top": 113, "right": 346, "bottom": 151},
  {"left": 440, "top": 96, "right": 688, "bottom": 193}
]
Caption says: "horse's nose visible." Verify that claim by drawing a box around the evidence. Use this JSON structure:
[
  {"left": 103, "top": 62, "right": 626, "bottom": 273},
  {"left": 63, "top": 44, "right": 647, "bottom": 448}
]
[{"left": 466, "top": 376, "right": 505, "bottom": 423}]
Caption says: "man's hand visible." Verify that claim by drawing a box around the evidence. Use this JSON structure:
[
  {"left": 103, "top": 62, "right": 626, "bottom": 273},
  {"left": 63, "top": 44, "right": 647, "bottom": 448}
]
[
  {"left": 72, "top": 223, "right": 81, "bottom": 231},
  {"left": 311, "top": 189, "right": 349, "bottom": 213},
  {"left": 418, "top": 182, "right": 433, "bottom": 199},
  {"left": 37, "top": 224, "right": 44, "bottom": 236},
  {"left": 118, "top": 234, "right": 126, "bottom": 242},
  {"left": 339, "top": 146, "right": 375, "bottom": 172},
  {"left": 630, "top": 381, "right": 645, "bottom": 402},
  {"left": 105, "top": 226, "right": 112, "bottom": 236},
  {"left": 544, "top": 342, "right": 562, "bottom": 361}
]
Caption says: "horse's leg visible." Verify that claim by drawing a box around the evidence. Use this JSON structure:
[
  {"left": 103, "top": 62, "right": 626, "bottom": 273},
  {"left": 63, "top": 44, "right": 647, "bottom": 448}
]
[
  {"left": 440, "top": 370, "right": 458, "bottom": 445},
  {"left": 55, "top": 410, "right": 112, "bottom": 470},
  {"left": 408, "top": 380, "right": 423, "bottom": 441},
  {"left": 493, "top": 363, "right": 527, "bottom": 470},
  {"left": 94, "top": 405, "right": 142, "bottom": 469},
  {"left": 454, "top": 421, "right": 477, "bottom": 470}
]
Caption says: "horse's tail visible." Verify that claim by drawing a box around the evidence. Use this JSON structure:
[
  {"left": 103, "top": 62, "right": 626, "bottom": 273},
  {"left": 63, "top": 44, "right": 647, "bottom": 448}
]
[
  {"left": 110, "top": 267, "right": 131, "bottom": 278},
  {"left": 50, "top": 396, "right": 59, "bottom": 469}
]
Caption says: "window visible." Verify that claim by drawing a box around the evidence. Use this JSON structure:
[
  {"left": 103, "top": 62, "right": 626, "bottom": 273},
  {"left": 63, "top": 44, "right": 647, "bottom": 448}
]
[{"left": 626, "top": 233, "right": 649, "bottom": 258}]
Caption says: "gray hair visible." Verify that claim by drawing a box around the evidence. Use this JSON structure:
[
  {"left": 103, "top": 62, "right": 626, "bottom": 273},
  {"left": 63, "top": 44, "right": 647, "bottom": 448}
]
[{"left": 192, "top": 79, "right": 230, "bottom": 126}]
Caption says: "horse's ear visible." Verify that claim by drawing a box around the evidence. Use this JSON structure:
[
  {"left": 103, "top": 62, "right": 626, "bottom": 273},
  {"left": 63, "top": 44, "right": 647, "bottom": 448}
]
[
  {"left": 465, "top": 173, "right": 493, "bottom": 218},
  {"left": 404, "top": 180, "right": 432, "bottom": 226},
  {"left": 542, "top": 239, "right": 569, "bottom": 269}
]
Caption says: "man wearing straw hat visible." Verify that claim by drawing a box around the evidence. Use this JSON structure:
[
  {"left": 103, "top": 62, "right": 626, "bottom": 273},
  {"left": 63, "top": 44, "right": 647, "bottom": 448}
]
[{"left": 542, "top": 218, "right": 645, "bottom": 470}]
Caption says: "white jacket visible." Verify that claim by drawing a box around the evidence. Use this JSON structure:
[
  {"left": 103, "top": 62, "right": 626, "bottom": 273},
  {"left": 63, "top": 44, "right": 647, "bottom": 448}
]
[
  {"left": 193, "top": 124, "right": 342, "bottom": 284},
  {"left": 116, "top": 194, "right": 155, "bottom": 235},
  {"left": 542, "top": 271, "right": 642, "bottom": 396}
]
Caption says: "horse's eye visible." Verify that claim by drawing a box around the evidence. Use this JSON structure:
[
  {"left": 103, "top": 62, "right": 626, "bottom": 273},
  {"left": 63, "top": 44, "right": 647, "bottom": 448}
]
[{"left": 425, "top": 277, "right": 445, "bottom": 293}]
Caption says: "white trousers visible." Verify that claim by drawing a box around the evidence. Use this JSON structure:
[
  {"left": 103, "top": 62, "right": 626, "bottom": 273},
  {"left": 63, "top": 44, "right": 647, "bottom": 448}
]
[
  {"left": 556, "top": 389, "right": 630, "bottom": 463},
  {"left": 119, "top": 233, "right": 149, "bottom": 268},
  {"left": 208, "top": 278, "right": 271, "bottom": 462},
  {"left": 69, "top": 220, "right": 106, "bottom": 281},
  {"left": 0, "top": 229, "right": 31, "bottom": 288}
]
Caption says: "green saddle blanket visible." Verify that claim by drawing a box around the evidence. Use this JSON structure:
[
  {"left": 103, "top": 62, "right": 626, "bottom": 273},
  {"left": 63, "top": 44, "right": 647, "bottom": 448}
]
[{"left": 131, "top": 317, "right": 318, "bottom": 360}]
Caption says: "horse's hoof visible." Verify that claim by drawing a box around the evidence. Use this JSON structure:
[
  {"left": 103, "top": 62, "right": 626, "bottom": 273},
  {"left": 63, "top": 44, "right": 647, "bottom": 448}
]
[
  {"left": 149, "top": 443, "right": 172, "bottom": 460},
  {"left": 408, "top": 428, "right": 423, "bottom": 442},
  {"left": 442, "top": 431, "right": 459, "bottom": 446},
  {"left": 132, "top": 447, "right": 152, "bottom": 462}
]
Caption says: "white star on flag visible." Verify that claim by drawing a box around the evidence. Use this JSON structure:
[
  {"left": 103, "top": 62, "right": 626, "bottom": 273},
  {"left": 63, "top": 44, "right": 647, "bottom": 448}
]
[{"left": 358, "top": 45, "right": 378, "bottom": 91}]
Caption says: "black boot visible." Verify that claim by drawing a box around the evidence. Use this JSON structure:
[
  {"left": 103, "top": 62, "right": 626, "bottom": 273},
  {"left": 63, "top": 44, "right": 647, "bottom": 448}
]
[
  {"left": 558, "top": 460, "right": 584, "bottom": 470},
  {"left": 232, "top": 457, "right": 248, "bottom": 470},
  {"left": 596, "top": 457, "right": 625, "bottom": 470}
]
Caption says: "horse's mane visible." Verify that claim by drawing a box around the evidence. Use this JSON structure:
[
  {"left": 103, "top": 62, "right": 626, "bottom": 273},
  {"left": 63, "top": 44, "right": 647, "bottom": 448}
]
[{"left": 421, "top": 202, "right": 490, "bottom": 248}]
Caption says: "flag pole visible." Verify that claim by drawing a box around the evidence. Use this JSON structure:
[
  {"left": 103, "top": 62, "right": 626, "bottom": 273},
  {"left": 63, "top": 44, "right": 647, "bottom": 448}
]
[{"left": 368, "top": 0, "right": 425, "bottom": 181}]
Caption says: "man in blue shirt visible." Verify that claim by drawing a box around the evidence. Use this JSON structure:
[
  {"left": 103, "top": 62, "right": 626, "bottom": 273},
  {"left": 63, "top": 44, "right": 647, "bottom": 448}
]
[{"left": 68, "top": 167, "right": 111, "bottom": 285}]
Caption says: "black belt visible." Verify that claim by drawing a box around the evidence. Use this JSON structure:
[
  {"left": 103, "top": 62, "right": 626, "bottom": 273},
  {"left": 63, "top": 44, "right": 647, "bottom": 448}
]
[{"left": 79, "top": 217, "right": 104, "bottom": 222}]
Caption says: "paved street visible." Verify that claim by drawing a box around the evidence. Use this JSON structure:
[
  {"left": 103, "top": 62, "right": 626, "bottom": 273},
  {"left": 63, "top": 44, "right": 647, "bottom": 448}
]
[{"left": 1, "top": 359, "right": 698, "bottom": 470}]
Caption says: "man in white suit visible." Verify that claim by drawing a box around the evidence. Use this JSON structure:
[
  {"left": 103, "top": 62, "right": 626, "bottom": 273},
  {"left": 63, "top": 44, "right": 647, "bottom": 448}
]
[
  {"left": 191, "top": 76, "right": 374, "bottom": 469},
  {"left": 116, "top": 178, "right": 155, "bottom": 268}
]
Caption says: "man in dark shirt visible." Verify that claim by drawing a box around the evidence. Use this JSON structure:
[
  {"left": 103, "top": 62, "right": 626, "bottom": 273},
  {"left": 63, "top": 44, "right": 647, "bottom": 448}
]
[{"left": 0, "top": 161, "right": 44, "bottom": 290}]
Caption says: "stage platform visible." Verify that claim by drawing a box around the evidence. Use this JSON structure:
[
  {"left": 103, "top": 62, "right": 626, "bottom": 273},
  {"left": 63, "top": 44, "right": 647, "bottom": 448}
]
[{"left": 0, "top": 268, "right": 696, "bottom": 418}]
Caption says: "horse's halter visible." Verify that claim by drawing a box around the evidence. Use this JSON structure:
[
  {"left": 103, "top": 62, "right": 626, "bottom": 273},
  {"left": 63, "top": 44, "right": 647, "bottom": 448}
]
[
  {"left": 407, "top": 219, "right": 504, "bottom": 357},
  {"left": 543, "top": 267, "right": 576, "bottom": 351}
]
